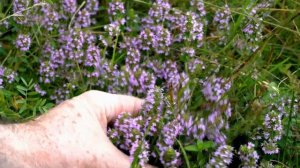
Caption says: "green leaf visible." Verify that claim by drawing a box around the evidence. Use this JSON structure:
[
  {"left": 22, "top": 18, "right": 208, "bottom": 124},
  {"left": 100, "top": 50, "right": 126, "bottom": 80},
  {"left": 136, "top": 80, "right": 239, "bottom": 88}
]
[
  {"left": 184, "top": 145, "right": 198, "bottom": 152},
  {"left": 15, "top": 99, "right": 26, "bottom": 104},
  {"left": 45, "top": 0, "right": 54, "bottom": 5},
  {"left": 19, "top": 104, "right": 27, "bottom": 114},
  {"left": 0, "top": 110, "right": 21, "bottom": 120},
  {"left": 197, "top": 140, "right": 215, "bottom": 151},
  {"left": 17, "top": 89, "right": 26, "bottom": 96},
  {"left": 27, "top": 97, "right": 39, "bottom": 102},
  {"left": 27, "top": 91, "right": 39, "bottom": 96},
  {"left": 20, "top": 77, "right": 28, "bottom": 86},
  {"left": 16, "top": 85, "right": 27, "bottom": 91}
]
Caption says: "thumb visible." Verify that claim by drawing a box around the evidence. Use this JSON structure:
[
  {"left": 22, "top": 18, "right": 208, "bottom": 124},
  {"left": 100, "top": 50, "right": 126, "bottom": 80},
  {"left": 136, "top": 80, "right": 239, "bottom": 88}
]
[{"left": 73, "top": 90, "right": 144, "bottom": 124}]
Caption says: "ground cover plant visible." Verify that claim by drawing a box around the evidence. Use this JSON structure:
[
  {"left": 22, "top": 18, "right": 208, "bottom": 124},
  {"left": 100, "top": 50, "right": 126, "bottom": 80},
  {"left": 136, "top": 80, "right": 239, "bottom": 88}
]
[{"left": 0, "top": 0, "right": 300, "bottom": 167}]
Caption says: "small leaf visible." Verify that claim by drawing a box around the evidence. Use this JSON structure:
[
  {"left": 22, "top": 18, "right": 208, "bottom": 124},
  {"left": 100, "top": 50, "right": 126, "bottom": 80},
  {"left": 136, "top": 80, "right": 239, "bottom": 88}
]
[
  {"left": 15, "top": 99, "right": 26, "bottom": 104},
  {"left": 19, "top": 104, "right": 27, "bottom": 114},
  {"left": 27, "top": 91, "right": 39, "bottom": 96},
  {"left": 16, "top": 85, "right": 27, "bottom": 91},
  {"left": 184, "top": 145, "right": 198, "bottom": 152},
  {"left": 197, "top": 140, "right": 215, "bottom": 151},
  {"left": 44, "top": 103, "right": 54, "bottom": 109},
  {"left": 17, "top": 89, "right": 26, "bottom": 96},
  {"left": 20, "top": 77, "right": 28, "bottom": 86}
]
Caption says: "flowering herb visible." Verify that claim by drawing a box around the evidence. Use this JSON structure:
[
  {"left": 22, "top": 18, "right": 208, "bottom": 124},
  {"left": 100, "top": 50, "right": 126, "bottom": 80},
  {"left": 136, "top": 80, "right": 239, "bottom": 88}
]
[{"left": 0, "top": 0, "right": 299, "bottom": 167}]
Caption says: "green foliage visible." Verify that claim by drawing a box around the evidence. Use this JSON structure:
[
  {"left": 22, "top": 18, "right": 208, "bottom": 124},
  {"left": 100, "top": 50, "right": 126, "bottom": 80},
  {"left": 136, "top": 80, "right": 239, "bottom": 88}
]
[
  {"left": 0, "top": 0, "right": 300, "bottom": 167},
  {"left": 0, "top": 78, "right": 54, "bottom": 122}
]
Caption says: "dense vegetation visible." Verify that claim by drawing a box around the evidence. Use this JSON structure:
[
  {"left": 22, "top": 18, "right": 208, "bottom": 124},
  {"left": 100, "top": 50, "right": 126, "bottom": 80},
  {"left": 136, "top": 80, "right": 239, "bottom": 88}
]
[{"left": 0, "top": 0, "right": 299, "bottom": 167}]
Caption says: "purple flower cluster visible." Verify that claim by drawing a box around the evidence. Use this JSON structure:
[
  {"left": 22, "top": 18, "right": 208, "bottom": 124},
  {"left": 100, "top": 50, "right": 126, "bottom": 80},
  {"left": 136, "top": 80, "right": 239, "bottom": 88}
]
[
  {"left": 109, "top": 88, "right": 187, "bottom": 167},
  {"left": 0, "top": 67, "right": 4, "bottom": 88},
  {"left": 85, "top": 0, "right": 99, "bottom": 15},
  {"left": 129, "top": 140, "right": 150, "bottom": 167},
  {"left": 262, "top": 110, "right": 282, "bottom": 154},
  {"left": 15, "top": 34, "right": 31, "bottom": 51},
  {"left": 206, "top": 145, "right": 234, "bottom": 168},
  {"left": 190, "top": 0, "right": 206, "bottom": 17},
  {"left": 212, "top": 4, "right": 231, "bottom": 45},
  {"left": 75, "top": 9, "right": 91, "bottom": 28},
  {"left": 188, "top": 58, "right": 205, "bottom": 73},
  {"left": 239, "top": 142, "right": 259, "bottom": 168},
  {"left": 13, "top": 0, "right": 30, "bottom": 25},
  {"left": 41, "top": 5, "right": 59, "bottom": 31},
  {"left": 184, "top": 12, "right": 204, "bottom": 46},
  {"left": 201, "top": 77, "right": 231, "bottom": 102},
  {"left": 213, "top": 5, "right": 231, "bottom": 32},
  {"left": 180, "top": 116, "right": 206, "bottom": 140},
  {"left": 200, "top": 77, "right": 232, "bottom": 144},
  {"left": 62, "top": 0, "right": 77, "bottom": 14},
  {"left": 34, "top": 84, "right": 46, "bottom": 96},
  {"left": 157, "top": 119, "right": 183, "bottom": 167},
  {"left": 108, "top": 0, "right": 125, "bottom": 18},
  {"left": 181, "top": 47, "right": 195, "bottom": 57},
  {"left": 108, "top": 113, "right": 150, "bottom": 167},
  {"left": 239, "top": 1, "right": 274, "bottom": 52},
  {"left": 139, "top": 25, "right": 172, "bottom": 54},
  {"left": 50, "top": 83, "right": 76, "bottom": 103},
  {"left": 148, "top": 0, "right": 171, "bottom": 23},
  {"left": 0, "top": 66, "right": 17, "bottom": 88},
  {"left": 269, "top": 93, "right": 299, "bottom": 117}
]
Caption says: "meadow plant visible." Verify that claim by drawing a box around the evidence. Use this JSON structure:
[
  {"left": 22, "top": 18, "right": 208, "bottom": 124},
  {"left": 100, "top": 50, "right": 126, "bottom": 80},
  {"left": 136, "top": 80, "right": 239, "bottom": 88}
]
[
  {"left": 0, "top": 0, "right": 299, "bottom": 167},
  {"left": 238, "top": 142, "right": 259, "bottom": 168}
]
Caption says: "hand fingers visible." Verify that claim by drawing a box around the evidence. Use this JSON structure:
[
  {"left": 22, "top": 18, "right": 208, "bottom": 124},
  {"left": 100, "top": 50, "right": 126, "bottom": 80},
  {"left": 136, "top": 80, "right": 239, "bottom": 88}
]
[{"left": 72, "top": 90, "right": 144, "bottom": 124}]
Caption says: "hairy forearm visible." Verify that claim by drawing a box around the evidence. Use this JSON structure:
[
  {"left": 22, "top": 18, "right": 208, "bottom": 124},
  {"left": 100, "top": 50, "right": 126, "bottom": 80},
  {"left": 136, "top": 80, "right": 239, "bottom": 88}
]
[
  {"left": 0, "top": 124, "right": 30, "bottom": 168},
  {"left": 0, "top": 151, "right": 25, "bottom": 168}
]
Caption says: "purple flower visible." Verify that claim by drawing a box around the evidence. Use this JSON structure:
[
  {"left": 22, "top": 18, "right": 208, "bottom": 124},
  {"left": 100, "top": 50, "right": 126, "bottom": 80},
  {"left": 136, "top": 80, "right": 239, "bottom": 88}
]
[
  {"left": 213, "top": 4, "right": 231, "bottom": 32},
  {"left": 148, "top": 0, "right": 171, "bottom": 23},
  {"left": 75, "top": 9, "right": 92, "bottom": 28},
  {"left": 108, "top": 0, "right": 125, "bottom": 17},
  {"left": 206, "top": 145, "right": 233, "bottom": 168},
  {"left": 0, "top": 67, "right": 5, "bottom": 88},
  {"left": 104, "top": 21, "right": 121, "bottom": 37},
  {"left": 85, "top": 0, "right": 99, "bottom": 15},
  {"left": 188, "top": 58, "right": 205, "bottom": 73},
  {"left": 212, "top": 4, "right": 231, "bottom": 45},
  {"left": 62, "top": 0, "right": 77, "bottom": 14},
  {"left": 129, "top": 140, "right": 150, "bottom": 167},
  {"left": 13, "top": 0, "right": 30, "bottom": 24},
  {"left": 201, "top": 77, "right": 231, "bottom": 102},
  {"left": 157, "top": 118, "right": 183, "bottom": 167},
  {"left": 181, "top": 47, "right": 195, "bottom": 57},
  {"left": 262, "top": 110, "right": 282, "bottom": 155},
  {"left": 143, "top": 87, "right": 164, "bottom": 114},
  {"left": 239, "top": 142, "right": 259, "bottom": 168},
  {"left": 15, "top": 34, "right": 31, "bottom": 51},
  {"left": 41, "top": 5, "right": 59, "bottom": 31},
  {"left": 34, "top": 84, "right": 47, "bottom": 96},
  {"left": 190, "top": 0, "right": 206, "bottom": 17}
]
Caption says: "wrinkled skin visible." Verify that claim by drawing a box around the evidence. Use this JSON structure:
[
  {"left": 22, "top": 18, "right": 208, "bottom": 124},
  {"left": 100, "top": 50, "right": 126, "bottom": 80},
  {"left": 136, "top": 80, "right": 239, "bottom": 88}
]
[{"left": 0, "top": 90, "right": 150, "bottom": 168}]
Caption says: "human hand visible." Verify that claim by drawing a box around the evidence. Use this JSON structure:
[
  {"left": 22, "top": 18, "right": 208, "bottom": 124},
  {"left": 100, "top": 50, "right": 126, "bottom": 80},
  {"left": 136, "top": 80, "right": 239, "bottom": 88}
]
[{"left": 0, "top": 90, "right": 151, "bottom": 168}]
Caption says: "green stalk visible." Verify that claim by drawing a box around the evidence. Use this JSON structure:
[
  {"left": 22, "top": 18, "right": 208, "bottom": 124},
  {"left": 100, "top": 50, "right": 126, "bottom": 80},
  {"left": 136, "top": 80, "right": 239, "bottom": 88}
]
[
  {"left": 282, "top": 92, "right": 295, "bottom": 164},
  {"left": 111, "top": 35, "right": 119, "bottom": 66},
  {"left": 176, "top": 139, "right": 191, "bottom": 168}
]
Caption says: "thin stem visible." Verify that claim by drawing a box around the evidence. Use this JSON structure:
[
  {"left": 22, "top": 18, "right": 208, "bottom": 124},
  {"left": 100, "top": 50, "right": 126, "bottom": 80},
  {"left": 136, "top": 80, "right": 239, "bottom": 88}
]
[
  {"left": 0, "top": 3, "right": 47, "bottom": 23},
  {"left": 68, "top": 1, "right": 86, "bottom": 30},
  {"left": 1, "top": 50, "right": 12, "bottom": 66},
  {"left": 111, "top": 35, "right": 119, "bottom": 66},
  {"left": 176, "top": 139, "right": 191, "bottom": 168},
  {"left": 282, "top": 92, "right": 295, "bottom": 163}
]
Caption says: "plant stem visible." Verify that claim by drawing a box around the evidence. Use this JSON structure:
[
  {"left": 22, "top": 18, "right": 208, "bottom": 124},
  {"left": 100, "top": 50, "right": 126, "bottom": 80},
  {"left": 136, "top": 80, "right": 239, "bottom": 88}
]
[{"left": 176, "top": 139, "right": 191, "bottom": 168}]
